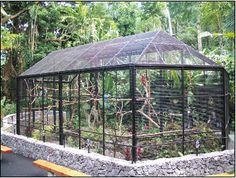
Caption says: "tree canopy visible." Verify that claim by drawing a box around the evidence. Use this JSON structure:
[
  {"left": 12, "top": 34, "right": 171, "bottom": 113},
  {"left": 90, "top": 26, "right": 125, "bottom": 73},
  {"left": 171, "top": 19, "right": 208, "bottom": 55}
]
[{"left": 0, "top": 1, "right": 235, "bottom": 123}]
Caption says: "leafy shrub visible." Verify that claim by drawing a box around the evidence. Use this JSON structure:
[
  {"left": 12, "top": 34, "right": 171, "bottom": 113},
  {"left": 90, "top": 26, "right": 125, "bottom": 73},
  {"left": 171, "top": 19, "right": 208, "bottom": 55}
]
[
  {"left": 31, "top": 125, "right": 55, "bottom": 141},
  {"left": 32, "top": 129, "right": 41, "bottom": 140},
  {"left": 1, "top": 96, "right": 16, "bottom": 119},
  {"left": 66, "top": 136, "right": 80, "bottom": 148},
  {"left": 140, "top": 121, "right": 221, "bottom": 159}
]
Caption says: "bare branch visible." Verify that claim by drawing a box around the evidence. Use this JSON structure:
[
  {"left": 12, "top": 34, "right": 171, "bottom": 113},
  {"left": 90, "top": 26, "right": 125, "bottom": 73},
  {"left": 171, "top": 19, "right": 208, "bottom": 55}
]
[
  {"left": 137, "top": 110, "right": 160, "bottom": 128},
  {"left": 1, "top": 8, "right": 28, "bottom": 25}
]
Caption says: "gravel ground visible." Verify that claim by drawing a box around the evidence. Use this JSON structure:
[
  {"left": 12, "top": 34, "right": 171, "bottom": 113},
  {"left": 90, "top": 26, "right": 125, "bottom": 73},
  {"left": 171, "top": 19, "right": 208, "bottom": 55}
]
[{"left": 1, "top": 152, "right": 48, "bottom": 177}]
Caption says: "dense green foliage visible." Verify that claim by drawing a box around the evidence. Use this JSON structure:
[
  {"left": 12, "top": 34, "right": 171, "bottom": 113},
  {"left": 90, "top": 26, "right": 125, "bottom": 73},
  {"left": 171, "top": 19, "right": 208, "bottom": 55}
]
[
  {"left": 1, "top": 2, "right": 234, "bottom": 127},
  {"left": 1, "top": 96, "right": 16, "bottom": 118}
]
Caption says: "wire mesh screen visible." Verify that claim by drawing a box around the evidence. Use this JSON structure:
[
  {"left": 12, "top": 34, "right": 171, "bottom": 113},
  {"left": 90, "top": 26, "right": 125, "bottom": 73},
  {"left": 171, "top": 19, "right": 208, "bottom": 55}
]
[
  {"left": 183, "top": 70, "right": 224, "bottom": 155},
  {"left": 103, "top": 70, "right": 133, "bottom": 160},
  {"left": 20, "top": 30, "right": 218, "bottom": 77},
  {"left": 135, "top": 67, "right": 225, "bottom": 160},
  {"left": 17, "top": 76, "right": 60, "bottom": 143},
  {"left": 135, "top": 69, "right": 183, "bottom": 159},
  {"left": 17, "top": 65, "right": 227, "bottom": 163},
  {"left": 17, "top": 69, "right": 135, "bottom": 160}
]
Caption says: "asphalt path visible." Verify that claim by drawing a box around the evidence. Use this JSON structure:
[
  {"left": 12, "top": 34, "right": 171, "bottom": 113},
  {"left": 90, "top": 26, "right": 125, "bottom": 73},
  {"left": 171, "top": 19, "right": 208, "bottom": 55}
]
[{"left": 1, "top": 152, "right": 48, "bottom": 177}]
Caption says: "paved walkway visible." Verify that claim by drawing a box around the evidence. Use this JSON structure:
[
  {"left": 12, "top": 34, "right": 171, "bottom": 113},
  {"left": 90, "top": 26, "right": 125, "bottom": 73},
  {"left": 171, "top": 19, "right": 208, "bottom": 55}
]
[{"left": 1, "top": 152, "right": 47, "bottom": 176}]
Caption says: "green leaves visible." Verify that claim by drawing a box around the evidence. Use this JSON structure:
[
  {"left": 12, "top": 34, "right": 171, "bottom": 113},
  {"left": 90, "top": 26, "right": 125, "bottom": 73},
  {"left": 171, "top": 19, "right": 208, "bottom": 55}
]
[
  {"left": 1, "top": 1, "right": 234, "bottom": 123},
  {"left": 82, "top": 103, "right": 90, "bottom": 110},
  {"left": 187, "top": 91, "right": 194, "bottom": 105},
  {"left": 170, "top": 70, "right": 180, "bottom": 88},
  {"left": 223, "top": 32, "right": 235, "bottom": 39},
  {"left": 1, "top": 27, "right": 19, "bottom": 50},
  {"left": 105, "top": 74, "right": 114, "bottom": 92},
  {"left": 110, "top": 2, "right": 140, "bottom": 36},
  {"left": 1, "top": 96, "right": 16, "bottom": 117},
  {"left": 192, "top": 73, "right": 204, "bottom": 85}
]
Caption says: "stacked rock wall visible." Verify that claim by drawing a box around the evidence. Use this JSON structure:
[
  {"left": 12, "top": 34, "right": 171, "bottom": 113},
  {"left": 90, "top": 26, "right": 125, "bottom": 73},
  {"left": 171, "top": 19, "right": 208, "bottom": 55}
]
[{"left": 1, "top": 131, "right": 234, "bottom": 176}]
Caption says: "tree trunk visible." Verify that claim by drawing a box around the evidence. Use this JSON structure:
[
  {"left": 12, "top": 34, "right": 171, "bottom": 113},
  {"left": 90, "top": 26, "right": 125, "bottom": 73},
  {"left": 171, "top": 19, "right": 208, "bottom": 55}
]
[
  {"left": 1, "top": 8, "right": 27, "bottom": 25},
  {"left": 197, "top": 14, "right": 202, "bottom": 51},
  {"left": 217, "top": 16, "right": 223, "bottom": 55},
  {"left": 29, "top": 4, "right": 39, "bottom": 62},
  {"left": 166, "top": 3, "right": 173, "bottom": 35}
]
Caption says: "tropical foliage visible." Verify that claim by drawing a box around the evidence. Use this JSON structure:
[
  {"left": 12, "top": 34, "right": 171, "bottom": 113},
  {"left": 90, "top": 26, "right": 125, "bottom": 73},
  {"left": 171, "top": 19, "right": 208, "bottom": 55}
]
[{"left": 1, "top": 2, "right": 234, "bottom": 129}]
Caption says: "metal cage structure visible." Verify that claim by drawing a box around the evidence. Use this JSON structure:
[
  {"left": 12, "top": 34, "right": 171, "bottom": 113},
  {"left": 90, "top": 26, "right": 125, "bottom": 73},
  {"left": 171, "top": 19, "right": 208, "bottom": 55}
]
[{"left": 16, "top": 30, "right": 230, "bottom": 163}]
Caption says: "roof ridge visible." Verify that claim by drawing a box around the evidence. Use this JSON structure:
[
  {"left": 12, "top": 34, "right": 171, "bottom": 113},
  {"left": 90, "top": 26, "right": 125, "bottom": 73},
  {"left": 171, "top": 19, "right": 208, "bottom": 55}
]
[
  {"left": 136, "top": 30, "right": 161, "bottom": 62},
  {"left": 49, "top": 30, "right": 160, "bottom": 54}
]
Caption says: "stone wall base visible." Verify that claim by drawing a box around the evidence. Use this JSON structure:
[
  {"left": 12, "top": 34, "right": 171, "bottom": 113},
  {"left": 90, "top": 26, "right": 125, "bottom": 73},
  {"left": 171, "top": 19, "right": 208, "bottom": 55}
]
[{"left": 1, "top": 131, "right": 234, "bottom": 176}]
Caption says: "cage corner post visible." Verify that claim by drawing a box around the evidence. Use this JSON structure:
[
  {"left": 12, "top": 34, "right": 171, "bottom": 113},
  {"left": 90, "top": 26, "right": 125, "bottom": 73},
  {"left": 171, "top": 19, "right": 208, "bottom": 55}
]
[
  {"left": 53, "top": 76, "right": 57, "bottom": 132},
  {"left": 16, "top": 77, "right": 21, "bottom": 135},
  {"left": 181, "top": 67, "right": 185, "bottom": 155},
  {"left": 102, "top": 70, "right": 105, "bottom": 156},
  {"left": 222, "top": 69, "right": 229, "bottom": 150},
  {"left": 69, "top": 81, "right": 72, "bottom": 121},
  {"left": 32, "top": 79, "right": 35, "bottom": 127},
  {"left": 41, "top": 76, "right": 45, "bottom": 142},
  {"left": 78, "top": 73, "right": 81, "bottom": 149},
  {"left": 59, "top": 75, "right": 64, "bottom": 145},
  {"left": 130, "top": 66, "right": 137, "bottom": 163}
]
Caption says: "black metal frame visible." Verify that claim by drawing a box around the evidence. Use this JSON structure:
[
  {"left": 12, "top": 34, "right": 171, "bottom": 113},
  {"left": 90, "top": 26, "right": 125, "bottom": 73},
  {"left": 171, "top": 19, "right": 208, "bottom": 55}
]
[
  {"left": 130, "top": 66, "right": 137, "bottom": 163},
  {"left": 102, "top": 70, "right": 105, "bottom": 155},
  {"left": 16, "top": 63, "right": 229, "bottom": 163},
  {"left": 78, "top": 74, "right": 81, "bottom": 149},
  {"left": 16, "top": 77, "right": 21, "bottom": 135},
  {"left": 181, "top": 67, "right": 185, "bottom": 155},
  {"left": 17, "top": 64, "right": 223, "bottom": 79},
  {"left": 59, "top": 75, "right": 64, "bottom": 145}
]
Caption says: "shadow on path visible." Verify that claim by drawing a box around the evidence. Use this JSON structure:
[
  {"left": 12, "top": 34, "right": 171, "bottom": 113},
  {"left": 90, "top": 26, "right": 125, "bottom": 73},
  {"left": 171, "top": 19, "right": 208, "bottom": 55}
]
[{"left": 1, "top": 152, "right": 48, "bottom": 177}]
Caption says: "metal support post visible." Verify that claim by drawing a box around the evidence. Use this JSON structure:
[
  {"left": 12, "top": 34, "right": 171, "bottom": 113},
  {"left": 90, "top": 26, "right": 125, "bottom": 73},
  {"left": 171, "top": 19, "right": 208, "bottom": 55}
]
[
  {"left": 42, "top": 77, "right": 45, "bottom": 131},
  {"left": 27, "top": 79, "right": 32, "bottom": 135},
  {"left": 95, "top": 72, "right": 98, "bottom": 112},
  {"left": 24, "top": 97, "right": 27, "bottom": 128},
  {"left": 42, "top": 130, "right": 45, "bottom": 142},
  {"left": 102, "top": 71, "right": 105, "bottom": 155},
  {"left": 63, "top": 134, "right": 66, "bottom": 148},
  {"left": 69, "top": 82, "right": 72, "bottom": 121},
  {"left": 160, "top": 70, "right": 163, "bottom": 133},
  {"left": 89, "top": 73, "right": 93, "bottom": 110},
  {"left": 78, "top": 74, "right": 81, "bottom": 149},
  {"left": 32, "top": 79, "right": 35, "bottom": 127},
  {"left": 181, "top": 68, "right": 185, "bottom": 155},
  {"left": 53, "top": 76, "right": 56, "bottom": 131},
  {"left": 16, "top": 77, "right": 21, "bottom": 135},
  {"left": 46, "top": 80, "right": 49, "bottom": 124},
  {"left": 59, "top": 75, "right": 64, "bottom": 145},
  {"left": 130, "top": 66, "right": 137, "bottom": 163},
  {"left": 225, "top": 71, "right": 230, "bottom": 149},
  {"left": 222, "top": 69, "right": 228, "bottom": 150}
]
